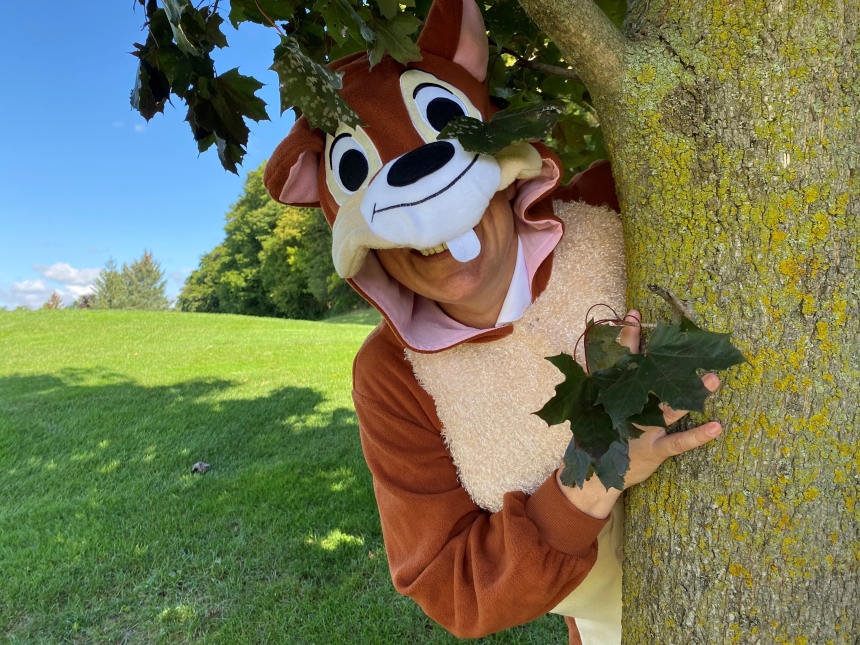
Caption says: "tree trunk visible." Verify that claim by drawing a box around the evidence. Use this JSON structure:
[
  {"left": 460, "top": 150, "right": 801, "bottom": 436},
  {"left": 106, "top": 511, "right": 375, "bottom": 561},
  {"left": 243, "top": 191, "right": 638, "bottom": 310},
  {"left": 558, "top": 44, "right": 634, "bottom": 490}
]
[{"left": 519, "top": 0, "right": 860, "bottom": 642}]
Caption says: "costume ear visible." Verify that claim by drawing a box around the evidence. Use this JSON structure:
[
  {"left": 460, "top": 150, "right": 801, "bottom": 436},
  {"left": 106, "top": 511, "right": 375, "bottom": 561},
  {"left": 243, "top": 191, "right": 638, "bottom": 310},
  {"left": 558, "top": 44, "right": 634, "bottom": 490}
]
[
  {"left": 417, "top": 0, "right": 488, "bottom": 82},
  {"left": 264, "top": 116, "right": 325, "bottom": 206}
]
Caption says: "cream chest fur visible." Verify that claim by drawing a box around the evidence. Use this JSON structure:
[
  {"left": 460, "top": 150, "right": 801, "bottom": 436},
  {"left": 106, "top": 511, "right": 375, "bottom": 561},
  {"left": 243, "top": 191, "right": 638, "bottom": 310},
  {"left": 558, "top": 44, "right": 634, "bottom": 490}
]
[{"left": 406, "top": 201, "right": 627, "bottom": 513}]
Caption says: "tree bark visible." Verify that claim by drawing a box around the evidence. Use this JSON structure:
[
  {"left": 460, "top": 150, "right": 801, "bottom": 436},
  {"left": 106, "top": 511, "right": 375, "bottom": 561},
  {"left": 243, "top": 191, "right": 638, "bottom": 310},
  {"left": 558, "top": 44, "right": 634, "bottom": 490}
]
[{"left": 520, "top": 0, "right": 860, "bottom": 642}]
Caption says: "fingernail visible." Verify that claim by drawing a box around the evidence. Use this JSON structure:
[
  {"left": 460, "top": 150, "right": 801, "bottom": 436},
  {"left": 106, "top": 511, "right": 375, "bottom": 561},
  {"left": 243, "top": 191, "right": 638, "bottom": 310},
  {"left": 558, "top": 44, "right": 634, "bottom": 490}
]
[{"left": 707, "top": 423, "right": 722, "bottom": 436}]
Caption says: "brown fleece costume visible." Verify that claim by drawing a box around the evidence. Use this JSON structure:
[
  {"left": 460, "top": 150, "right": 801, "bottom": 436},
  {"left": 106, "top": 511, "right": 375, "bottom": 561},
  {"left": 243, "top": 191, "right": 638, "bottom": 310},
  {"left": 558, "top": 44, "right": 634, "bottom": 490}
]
[{"left": 264, "top": 0, "right": 626, "bottom": 641}]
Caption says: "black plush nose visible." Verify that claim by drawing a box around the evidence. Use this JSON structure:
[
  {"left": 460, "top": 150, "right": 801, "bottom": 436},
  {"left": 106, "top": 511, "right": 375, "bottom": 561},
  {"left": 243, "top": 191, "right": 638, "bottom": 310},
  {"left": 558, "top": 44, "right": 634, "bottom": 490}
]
[{"left": 386, "top": 141, "right": 456, "bottom": 187}]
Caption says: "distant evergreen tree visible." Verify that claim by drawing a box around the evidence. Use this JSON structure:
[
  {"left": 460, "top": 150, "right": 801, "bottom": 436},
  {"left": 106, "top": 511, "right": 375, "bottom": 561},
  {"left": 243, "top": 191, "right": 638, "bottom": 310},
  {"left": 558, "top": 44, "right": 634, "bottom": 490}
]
[
  {"left": 93, "top": 258, "right": 127, "bottom": 309},
  {"left": 122, "top": 251, "right": 169, "bottom": 310},
  {"left": 41, "top": 291, "right": 64, "bottom": 309},
  {"left": 93, "top": 253, "right": 168, "bottom": 310}
]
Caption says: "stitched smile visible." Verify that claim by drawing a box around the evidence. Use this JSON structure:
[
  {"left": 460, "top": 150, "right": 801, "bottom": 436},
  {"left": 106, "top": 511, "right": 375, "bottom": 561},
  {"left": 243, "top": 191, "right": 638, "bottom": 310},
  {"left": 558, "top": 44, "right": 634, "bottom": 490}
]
[{"left": 371, "top": 155, "right": 480, "bottom": 222}]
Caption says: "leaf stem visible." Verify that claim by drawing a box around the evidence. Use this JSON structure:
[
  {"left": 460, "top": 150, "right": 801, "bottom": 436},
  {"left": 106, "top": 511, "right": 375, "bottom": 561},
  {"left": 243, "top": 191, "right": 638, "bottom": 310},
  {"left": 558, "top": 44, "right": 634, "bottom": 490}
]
[
  {"left": 493, "top": 42, "right": 582, "bottom": 82},
  {"left": 255, "top": 0, "right": 285, "bottom": 35}
]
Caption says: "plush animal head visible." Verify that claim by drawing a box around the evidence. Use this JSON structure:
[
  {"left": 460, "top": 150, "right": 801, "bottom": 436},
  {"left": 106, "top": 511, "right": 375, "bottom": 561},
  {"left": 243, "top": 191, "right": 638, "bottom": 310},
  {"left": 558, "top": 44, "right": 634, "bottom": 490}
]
[
  {"left": 264, "top": 0, "right": 557, "bottom": 278},
  {"left": 264, "top": 0, "right": 566, "bottom": 351}
]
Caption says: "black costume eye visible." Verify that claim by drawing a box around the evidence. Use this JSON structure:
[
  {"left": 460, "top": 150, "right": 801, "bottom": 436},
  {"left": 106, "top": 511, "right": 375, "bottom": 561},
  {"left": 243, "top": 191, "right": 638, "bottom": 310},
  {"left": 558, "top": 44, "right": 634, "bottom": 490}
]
[
  {"left": 426, "top": 97, "right": 466, "bottom": 131},
  {"left": 414, "top": 83, "right": 469, "bottom": 132},
  {"left": 330, "top": 134, "right": 370, "bottom": 194}
]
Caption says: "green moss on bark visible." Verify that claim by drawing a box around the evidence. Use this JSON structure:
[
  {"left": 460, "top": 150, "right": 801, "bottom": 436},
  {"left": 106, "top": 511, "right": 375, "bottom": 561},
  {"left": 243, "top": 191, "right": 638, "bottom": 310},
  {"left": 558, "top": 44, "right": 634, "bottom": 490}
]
[{"left": 597, "top": 1, "right": 859, "bottom": 642}]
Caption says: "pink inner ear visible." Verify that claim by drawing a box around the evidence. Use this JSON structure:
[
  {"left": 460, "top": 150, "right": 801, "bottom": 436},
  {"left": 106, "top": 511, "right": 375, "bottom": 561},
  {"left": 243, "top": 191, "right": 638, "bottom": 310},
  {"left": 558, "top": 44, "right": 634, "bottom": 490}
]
[
  {"left": 452, "top": 0, "right": 488, "bottom": 82},
  {"left": 279, "top": 150, "right": 321, "bottom": 204}
]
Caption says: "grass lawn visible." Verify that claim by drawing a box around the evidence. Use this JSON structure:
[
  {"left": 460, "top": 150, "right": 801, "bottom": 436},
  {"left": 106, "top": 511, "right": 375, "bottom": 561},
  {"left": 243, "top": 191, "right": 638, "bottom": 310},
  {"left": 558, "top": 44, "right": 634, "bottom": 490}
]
[{"left": 0, "top": 310, "right": 567, "bottom": 644}]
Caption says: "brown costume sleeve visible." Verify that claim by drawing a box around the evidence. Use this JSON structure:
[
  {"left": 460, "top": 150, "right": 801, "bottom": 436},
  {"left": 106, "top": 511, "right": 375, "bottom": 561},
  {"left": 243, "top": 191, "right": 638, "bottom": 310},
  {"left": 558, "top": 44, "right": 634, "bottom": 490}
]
[{"left": 352, "top": 324, "right": 609, "bottom": 638}]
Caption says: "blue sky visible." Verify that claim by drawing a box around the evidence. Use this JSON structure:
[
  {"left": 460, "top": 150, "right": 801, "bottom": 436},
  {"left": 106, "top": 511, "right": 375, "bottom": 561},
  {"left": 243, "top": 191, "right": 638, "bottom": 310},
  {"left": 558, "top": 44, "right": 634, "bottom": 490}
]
[{"left": 0, "top": 2, "right": 294, "bottom": 308}]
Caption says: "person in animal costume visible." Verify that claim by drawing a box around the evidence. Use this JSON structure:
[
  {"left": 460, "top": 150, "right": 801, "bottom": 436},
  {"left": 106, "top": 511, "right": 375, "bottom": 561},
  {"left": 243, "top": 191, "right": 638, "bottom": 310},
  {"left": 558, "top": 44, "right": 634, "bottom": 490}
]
[{"left": 264, "top": 0, "right": 722, "bottom": 642}]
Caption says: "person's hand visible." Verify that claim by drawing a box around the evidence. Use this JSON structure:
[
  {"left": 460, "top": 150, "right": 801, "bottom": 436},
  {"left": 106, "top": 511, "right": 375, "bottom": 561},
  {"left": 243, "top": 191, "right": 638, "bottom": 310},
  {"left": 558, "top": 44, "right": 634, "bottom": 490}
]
[
  {"left": 557, "top": 310, "right": 723, "bottom": 518},
  {"left": 619, "top": 310, "right": 722, "bottom": 489}
]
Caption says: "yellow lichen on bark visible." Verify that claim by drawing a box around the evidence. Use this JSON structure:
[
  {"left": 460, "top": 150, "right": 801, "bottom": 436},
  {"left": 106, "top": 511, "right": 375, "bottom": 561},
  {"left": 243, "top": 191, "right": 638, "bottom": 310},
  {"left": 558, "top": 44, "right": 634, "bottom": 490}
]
[{"left": 589, "top": 1, "right": 860, "bottom": 643}]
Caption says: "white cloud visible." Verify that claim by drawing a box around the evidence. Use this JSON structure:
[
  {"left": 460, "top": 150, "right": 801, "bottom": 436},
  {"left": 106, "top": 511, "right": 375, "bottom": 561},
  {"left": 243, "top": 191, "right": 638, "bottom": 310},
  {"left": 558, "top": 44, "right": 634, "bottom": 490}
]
[
  {"left": 134, "top": 123, "right": 146, "bottom": 133},
  {"left": 34, "top": 263, "right": 100, "bottom": 286},
  {"left": 65, "top": 284, "right": 94, "bottom": 299},
  {"left": 0, "top": 280, "right": 55, "bottom": 309},
  {"left": 13, "top": 279, "right": 49, "bottom": 293},
  {"left": 0, "top": 262, "right": 101, "bottom": 308}
]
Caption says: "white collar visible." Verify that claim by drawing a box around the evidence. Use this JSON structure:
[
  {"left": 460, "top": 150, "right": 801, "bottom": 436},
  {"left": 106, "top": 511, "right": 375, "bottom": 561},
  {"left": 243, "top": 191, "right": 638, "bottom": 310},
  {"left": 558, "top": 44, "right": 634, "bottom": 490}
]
[{"left": 495, "top": 236, "right": 532, "bottom": 326}]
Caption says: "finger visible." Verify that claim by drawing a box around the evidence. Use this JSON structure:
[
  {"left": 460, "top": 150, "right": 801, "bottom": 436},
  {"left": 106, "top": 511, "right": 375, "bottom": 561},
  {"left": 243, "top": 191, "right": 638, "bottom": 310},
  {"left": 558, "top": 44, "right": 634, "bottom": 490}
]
[
  {"left": 661, "top": 374, "right": 722, "bottom": 425},
  {"left": 661, "top": 402, "right": 688, "bottom": 426},
  {"left": 656, "top": 422, "right": 722, "bottom": 458},
  {"left": 703, "top": 372, "right": 720, "bottom": 392},
  {"left": 618, "top": 310, "right": 641, "bottom": 354}
]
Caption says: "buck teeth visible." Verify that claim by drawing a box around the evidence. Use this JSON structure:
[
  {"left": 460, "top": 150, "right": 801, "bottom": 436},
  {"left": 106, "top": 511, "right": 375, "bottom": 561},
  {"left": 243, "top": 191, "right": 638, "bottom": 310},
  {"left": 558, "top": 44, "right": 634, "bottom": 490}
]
[{"left": 419, "top": 242, "right": 449, "bottom": 256}]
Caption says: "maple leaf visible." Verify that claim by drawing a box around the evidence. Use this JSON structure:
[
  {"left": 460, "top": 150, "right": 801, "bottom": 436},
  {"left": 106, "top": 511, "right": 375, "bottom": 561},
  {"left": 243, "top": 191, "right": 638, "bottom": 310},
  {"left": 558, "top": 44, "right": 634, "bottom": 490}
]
[
  {"left": 373, "top": 0, "right": 400, "bottom": 19},
  {"left": 162, "top": 0, "right": 201, "bottom": 58},
  {"left": 270, "top": 36, "right": 364, "bottom": 133},
  {"left": 596, "top": 318, "right": 747, "bottom": 427},
  {"left": 203, "top": 12, "right": 229, "bottom": 49},
  {"left": 536, "top": 316, "right": 746, "bottom": 491},
  {"left": 368, "top": 14, "right": 423, "bottom": 67},
  {"left": 592, "top": 442, "right": 628, "bottom": 491},
  {"left": 585, "top": 319, "right": 630, "bottom": 373},
  {"left": 438, "top": 102, "right": 564, "bottom": 155},
  {"left": 535, "top": 354, "right": 622, "bottom": 490},
  {"left": 130, "top": 44, "right": 175, "bottom": 121},
  {"left": 228, "top": 0, "right": 295, "bottom": 28}
]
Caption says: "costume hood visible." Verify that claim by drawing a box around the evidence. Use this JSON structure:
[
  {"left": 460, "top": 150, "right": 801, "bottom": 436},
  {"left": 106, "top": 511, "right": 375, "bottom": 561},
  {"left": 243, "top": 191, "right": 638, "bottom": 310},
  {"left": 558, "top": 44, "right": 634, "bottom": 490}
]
[{"left": 263, "top": 0, "right": 609, "bottom": 352}]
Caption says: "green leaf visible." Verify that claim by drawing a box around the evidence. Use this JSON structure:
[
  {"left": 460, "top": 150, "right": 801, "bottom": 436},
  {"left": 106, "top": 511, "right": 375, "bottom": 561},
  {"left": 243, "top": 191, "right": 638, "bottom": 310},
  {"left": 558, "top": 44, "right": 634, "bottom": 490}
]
[
  {"left": 182, "top": 69, "right": 269, "bottom": 174},
  {"left": 314, "top": 0, "right": 354, "bottom": 46},
  {"left": 592, "top": 441, "right": 628, "bottom": 491},
  {"left": 535, "top": 354, "right": 591, "bottom": 426},
  {"left": 204, "top": 12, "right": 229, "bottom": 49},
  {"left": 156, "top": 49, "right": 197, "bottom": 96},
  {"left": 585, "top": 320, "right": 630, "bottom": 373},
  {"left": 131, "top": 59, "right": 169, "bottom": 120},
  {"left": 537, "top": 316, "right": 745, "bottom": 491},
  {"left": 215, "top": 134, "right": 246, "bottom": 175},
  {"left": 373, "top": 0, "right": 400, "bottom": 20},
  {"left": 162, "top": 0, "right": 201, "bottom": 57},
  {"left": 271, "top": 36, "right": 364, "bottom": 133},
  {"left": 618, "top": 393, "right": 665, "bottom": 441},
  {"left": 368, "top": 14, "right": 423, "bottom": 67},
  {"left": 559, "top": 442, "right": 592, "bottom": 489},
  {"left": 596, "top": 319, "right": 747, "bottom": 427},
  {"left": 535, "top": 354, "right": 618, "bottom": 490},
  {"left": 626, "top": 393, "right": 666, "bottom": 429},
  {"left": 314, "top": 0, "right": 375, "bottom": 46},
  {"left": 215, "top": 68, "right": 269, "bottom": 124},
  {"left": 438, "top": 102, "right": 565, "bottom": 155},
  {"left": 228, "top": 0, "right": 295, "bottom": 28},
  {"left": 338, "top": 0, "right": 376, "bottom": 43}
]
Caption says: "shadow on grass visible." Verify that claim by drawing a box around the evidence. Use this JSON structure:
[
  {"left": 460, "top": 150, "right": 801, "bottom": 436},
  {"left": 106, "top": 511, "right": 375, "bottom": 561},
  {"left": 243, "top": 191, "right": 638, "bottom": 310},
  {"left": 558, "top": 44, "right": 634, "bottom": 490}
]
[
  {"left": 0, "top": 369, "right": 566, "bottom": 644},
  {"left": 1, "top": 371, "right": 367, "bottom": 625}
]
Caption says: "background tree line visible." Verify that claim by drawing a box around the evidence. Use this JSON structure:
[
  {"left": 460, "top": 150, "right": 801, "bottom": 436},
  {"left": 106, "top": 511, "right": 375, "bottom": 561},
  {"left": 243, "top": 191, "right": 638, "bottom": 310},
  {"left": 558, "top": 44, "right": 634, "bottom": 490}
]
[
  {"left": 176, "top": 162, "right": 365, "bottom": 319},
  {"left": 33, "top": 251, "right": 169, "bottom": 311}
]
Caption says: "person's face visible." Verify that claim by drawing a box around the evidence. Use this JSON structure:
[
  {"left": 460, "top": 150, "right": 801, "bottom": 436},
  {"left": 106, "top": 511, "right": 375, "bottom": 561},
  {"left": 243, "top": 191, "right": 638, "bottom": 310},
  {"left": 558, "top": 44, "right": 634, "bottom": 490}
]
[{"left": 374, "top": 189, "right": 517, "bottom": 308}]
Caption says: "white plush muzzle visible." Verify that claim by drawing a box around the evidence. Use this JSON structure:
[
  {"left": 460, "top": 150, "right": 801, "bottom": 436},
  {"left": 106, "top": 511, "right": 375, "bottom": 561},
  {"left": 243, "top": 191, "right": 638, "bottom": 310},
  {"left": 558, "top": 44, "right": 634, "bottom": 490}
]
[{"left": 360, "top": 139, "right": 501, "bottom": 262}]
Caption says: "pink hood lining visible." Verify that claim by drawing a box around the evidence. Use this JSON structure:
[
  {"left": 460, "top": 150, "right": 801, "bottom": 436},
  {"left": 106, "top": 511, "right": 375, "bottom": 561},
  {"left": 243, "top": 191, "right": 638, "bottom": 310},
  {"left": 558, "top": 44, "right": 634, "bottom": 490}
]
[{"left": 351, "top": 157, "right": 563, "bottom": 353}]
